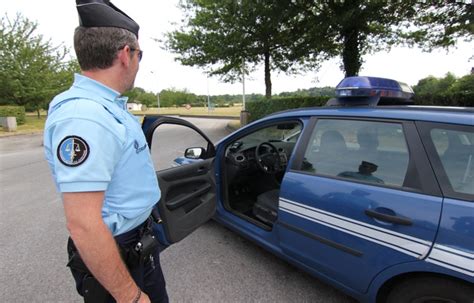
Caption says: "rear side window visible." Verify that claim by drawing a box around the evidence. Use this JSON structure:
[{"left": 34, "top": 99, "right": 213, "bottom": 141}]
[
  {"left": 430, "top": 128, "right": 474, "bottom": 195},
  {"left": 300, "top": 119, "right": 409, "bottom": 187}
]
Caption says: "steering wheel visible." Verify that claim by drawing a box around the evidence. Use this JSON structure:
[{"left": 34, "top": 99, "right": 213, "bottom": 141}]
[{"left": 255, "top": 142, "right": 282, "bottom": 174}]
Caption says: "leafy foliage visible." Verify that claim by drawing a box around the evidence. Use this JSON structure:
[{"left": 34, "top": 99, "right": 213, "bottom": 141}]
[
  {"left": 247, "top": 96, "right": 329, "bottom": 122},
  {"left": 413, "top": 93, "right": 473, "bottom": 107},
  {"left": 159, "top": 88, "right": 198, "bottom": 107},
  {"left": 449, "top": 74, "right": 474, "bottom": 95},
  {"left": 137, "top": 92, "right": 159, "bottom": 108},
  {"left": 124, "top": 87, "right": 164, "bottom": 108},
  {"left": 248, "top": 72, "right": 473, "bottom": 121},
  {"left": 122, "top": 87, "right": 146, "bottom": 103},
  {"left": 125, "top": 73, "right": 472, "bottom": 112},
  {"left": 296, "top": 1, "right": 472, "bottom": 77},
  {"left": 0, "top": 14, "right": 79, "bottom": 117},
  {"left": 413, "top": 73, "right": 474, "bottom": 107},
  {"left": 278, "top": 86, "right": 335, "bottom": 97},
  {"left": 125, "top": 86, "right": 264, "bottom": 109},
  {"left": 167, "top": 0, "right": 472, "bottom": 88},
  {"left": 166, "top": 0, "right": 324, "bottom": 98}
]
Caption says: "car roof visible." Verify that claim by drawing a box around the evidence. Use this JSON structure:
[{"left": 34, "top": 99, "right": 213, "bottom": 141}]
[{"left": 265, "top": 106, "right": 474, "bottom": 125}]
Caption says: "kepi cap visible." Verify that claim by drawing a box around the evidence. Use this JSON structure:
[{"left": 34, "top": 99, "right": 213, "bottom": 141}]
[{"left": 76, "top": 0, "right": 139, "bottom": 37}]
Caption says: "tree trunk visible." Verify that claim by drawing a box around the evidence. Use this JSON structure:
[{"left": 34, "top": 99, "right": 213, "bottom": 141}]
[
  {"left": 36, "top": 108, "right": 41, "bottom": 119},
  {"left": 264, "top": 51, "right": 272, "bottom": 99},
  {"left": 342, "top": 28, "right": 361, "bottom": 77}
]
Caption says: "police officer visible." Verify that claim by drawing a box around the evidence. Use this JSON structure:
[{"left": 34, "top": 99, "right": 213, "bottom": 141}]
[{"left": 43, "top": 1, "right": 168, "bottom": 302}]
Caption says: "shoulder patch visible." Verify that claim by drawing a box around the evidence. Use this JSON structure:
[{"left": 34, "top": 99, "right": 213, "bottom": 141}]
[{"left": 57, "top": 136, "right": 90, "bottom": 167}]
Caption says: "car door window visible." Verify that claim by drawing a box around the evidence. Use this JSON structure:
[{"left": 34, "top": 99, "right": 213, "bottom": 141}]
[
  {"left": 430, "top": 128, "right": 474, "bottom": 195},
  {"left": 142, "top": 116, "right": 217, "bottom": 244},
  {"left": 241, "top": 123, "right": 302, "bottom": 144},
  {"left": 149, "top": 123, "right": 209, "bottom": 171},
  {"left": 301, "top": 119, "right": 409, "bottom": 187}
]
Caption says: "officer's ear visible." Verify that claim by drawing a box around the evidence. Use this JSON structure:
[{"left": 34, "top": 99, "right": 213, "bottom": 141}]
[{"left": 117, "top": 45, "right": 132, "bottom": 68}]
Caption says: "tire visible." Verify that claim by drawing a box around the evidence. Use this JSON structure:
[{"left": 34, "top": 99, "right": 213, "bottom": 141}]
[{"left": 386, "top": 276, "right": 474, "bottom": 303}]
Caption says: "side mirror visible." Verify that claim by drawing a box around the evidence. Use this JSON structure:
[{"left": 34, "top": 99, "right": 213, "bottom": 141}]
[{"left": 185, "top": 147, "right": 205, "bottom": 159}]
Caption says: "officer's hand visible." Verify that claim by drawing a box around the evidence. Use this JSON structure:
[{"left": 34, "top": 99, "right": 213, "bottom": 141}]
[{"left": 138, "top": 292, "right": 151, "bottom": 303}]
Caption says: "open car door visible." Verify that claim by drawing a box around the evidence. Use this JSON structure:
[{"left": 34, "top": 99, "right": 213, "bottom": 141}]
[{"left": 142, "top": 116, "right": 216, "bottom": 247}]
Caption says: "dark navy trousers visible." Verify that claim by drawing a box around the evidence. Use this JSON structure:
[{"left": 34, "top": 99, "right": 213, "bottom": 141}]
[{"left": 68, "top": 221, "right": 169, "bottom": 303}]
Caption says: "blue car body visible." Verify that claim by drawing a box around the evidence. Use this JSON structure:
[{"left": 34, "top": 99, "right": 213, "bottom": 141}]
[
  {"left": 212, "top": 108, "right": 473, "bottom": 302},
  {"left": 143, "top": 77, "right": 473, "bottom": 302}
]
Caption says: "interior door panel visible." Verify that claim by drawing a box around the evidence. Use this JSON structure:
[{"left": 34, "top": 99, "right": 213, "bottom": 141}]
[
  {"left": 157, "top": 159, "right": 216, "bottom": 243},
  {"left": 142, "top": 115, "right": 217, "bottom": 244}
]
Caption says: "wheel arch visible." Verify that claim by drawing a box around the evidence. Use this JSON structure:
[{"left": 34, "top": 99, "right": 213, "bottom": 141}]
[{"left": 375, "top": 271, "right": 472, "bottom": 303}]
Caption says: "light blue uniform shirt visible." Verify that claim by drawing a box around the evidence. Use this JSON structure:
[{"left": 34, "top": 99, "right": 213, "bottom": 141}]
[{"left": 44, "top": 74, "right": 160, "bottom": 236}]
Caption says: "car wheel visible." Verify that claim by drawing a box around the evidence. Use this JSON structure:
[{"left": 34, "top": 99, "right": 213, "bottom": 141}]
[{"left": 386, "top": 276, "right": 474, "bottom": 303}]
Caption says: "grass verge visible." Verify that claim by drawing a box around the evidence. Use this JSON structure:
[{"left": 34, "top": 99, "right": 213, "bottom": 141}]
[{"left": 0, "top": 115, "right": 47, "bottom": 137}]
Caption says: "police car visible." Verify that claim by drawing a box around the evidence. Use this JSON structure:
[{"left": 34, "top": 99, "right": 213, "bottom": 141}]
[{"left": 142, "top": 77, "right": 474, "bottom": 303}]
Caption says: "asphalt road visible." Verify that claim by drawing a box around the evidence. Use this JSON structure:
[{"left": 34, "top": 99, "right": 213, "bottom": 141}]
[{"left": 0, "top": 117, "right": 355, "bottom": 303}]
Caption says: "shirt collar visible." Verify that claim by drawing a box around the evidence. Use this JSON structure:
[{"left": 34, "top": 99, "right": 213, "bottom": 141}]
[{"left": 72, "top": 73, "right": 129, "bottom": 109}]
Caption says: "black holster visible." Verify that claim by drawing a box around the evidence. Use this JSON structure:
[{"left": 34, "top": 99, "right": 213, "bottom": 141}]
[
  {"left": 66, "top": 218, "right": 159, "bottom": 303},
  {"left": 119, "top": 218, "right": 159, "bottom": 268},
  {"left": 67, "top": 238, "right": 109, "bottom": 303}
]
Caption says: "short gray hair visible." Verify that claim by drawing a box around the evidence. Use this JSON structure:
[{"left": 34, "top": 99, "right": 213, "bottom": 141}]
[{"left": 74, "top": 27, "right": 138, "bottom": 71}]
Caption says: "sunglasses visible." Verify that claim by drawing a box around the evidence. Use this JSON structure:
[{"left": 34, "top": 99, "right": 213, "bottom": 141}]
[
  {"left": 130, "top": 47, "right": 143, "bottom": 62},
  {"left": 119, "top": 46, "right": 143, "bottom": 62}
]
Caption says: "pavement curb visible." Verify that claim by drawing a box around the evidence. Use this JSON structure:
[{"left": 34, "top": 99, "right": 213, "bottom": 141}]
[
  {"left": 0, "top": 131, "right": 43, "bottom": 138},
  {"left": 225, "top": 125, "right": 236, "bottom": 133},
  {"left": 177, "top": 114, "right": 239, "bottom": 120}
]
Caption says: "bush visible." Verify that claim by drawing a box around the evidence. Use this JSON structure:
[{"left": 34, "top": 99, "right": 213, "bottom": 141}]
[
  {"left": 247, "top": 96, "right": 330, "bottom": 122},
  {"left": 413, "top": 93, "right": 474, "bottom": 107},
  {"left": 0, "top": 106, "right": 26, "bottom": 125},
  {"left": 189, "top": 103, "right": 206, "bottom": 107},
  {"left": 247, "top": 93, "right": 473, "bottom": 123}
]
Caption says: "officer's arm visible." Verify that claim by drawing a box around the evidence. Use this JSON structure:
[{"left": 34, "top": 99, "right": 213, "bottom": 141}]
[{"left": 62, "top": 191, "right": 149, "bottom": 303}]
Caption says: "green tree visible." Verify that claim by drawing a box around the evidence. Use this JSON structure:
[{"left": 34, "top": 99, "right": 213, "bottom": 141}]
[
  {"left": 159, "top": 88, "right": 197, "bottom": 107},
  {"left": 166, "top": 1, "right": 471, "bottom": 97},
  {"left": 413, "top": 73, "right": 474, "bottom": 95},
  {"left": 449, "top": 74, "right": 474, "bottom": 95},
  {"left": 123, "top": 87, "right": 146, "bottom": 103},
  {"left": 166, "top": 0, "right": 323, "bottom": 98},
  {"left": 278, "top": 86, "right": 335, "bottom": 97},
  {"left": 138, "top": 92, "right": 158, "bottom": 108},
  {"left": 297, "top": 1, "right": 472, "bottom": 77},
  {"left": 413, "top": 76, "right": 440, "bottom": 95},
  {"left": 413, "top": 72, "right": 473, "bottom": 106},
  {"left": 0, "top": 14, "right": 79, "bottom": 117},
  {"left": 437, "top": 72, "right": 457, "bottom": 94},
  {"left": 414, "top": 73, "right": 460, "bottom": 96},
  {"left": 158, "top": 89, "right": 177, "bottom": 107}
]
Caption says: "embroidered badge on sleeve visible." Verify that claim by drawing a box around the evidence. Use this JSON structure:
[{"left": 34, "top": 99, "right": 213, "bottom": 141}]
[{"left": 57, "top": 136, "right": 90, "bottom": 167}]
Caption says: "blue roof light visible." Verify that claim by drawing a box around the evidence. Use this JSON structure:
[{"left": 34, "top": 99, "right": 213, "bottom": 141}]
[{"left": 328, "top": 76, "right": 415, "bottom": 106}]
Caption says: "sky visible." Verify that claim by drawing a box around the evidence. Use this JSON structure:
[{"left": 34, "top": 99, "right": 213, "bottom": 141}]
[{"left": 1, "top": 0, "right": 472, "bottom": 96}]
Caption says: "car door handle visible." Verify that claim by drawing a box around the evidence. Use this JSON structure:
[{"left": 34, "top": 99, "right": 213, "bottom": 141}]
[
  {"left": 166, "top": 184, "right": 212, "bottom": 211},
  {"left": 196, "top": 166, "right": 208, "bottom": 173},
  {"left": 364, "top": 209, "right": 413, "bottom": 226}
]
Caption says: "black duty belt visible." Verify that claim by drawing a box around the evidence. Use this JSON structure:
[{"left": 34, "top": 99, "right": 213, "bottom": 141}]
[
  {"left": 67, "top": 214, "right": 160, "bottom": 273},
  {"left": 66, "top": 211, "right": 162, "bottom": 302}
]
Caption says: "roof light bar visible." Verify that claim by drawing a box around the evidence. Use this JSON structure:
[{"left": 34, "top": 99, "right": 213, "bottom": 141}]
[{"left": 327, "top": 76, "right": 415, "bottom": 106}]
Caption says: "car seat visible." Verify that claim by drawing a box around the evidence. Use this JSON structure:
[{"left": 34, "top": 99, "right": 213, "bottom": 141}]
[
  {"left": 313, "top": 130, "right": 349, "bottom": 176},
  {"left": 253, "top": 189, "right": 280, "bottom": 226},
  {"left": 441, "top": 134, "right": 474, "bottom": 193}
]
